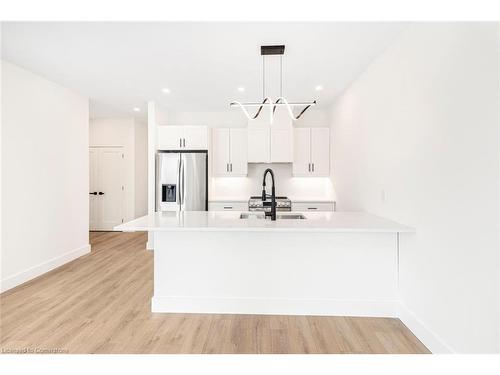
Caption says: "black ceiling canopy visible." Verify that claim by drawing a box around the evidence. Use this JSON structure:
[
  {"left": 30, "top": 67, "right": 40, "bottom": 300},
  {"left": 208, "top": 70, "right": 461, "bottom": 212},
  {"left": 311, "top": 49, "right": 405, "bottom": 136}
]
[{"left": 261, "top": 45, "right": 285, "bottom": 55}]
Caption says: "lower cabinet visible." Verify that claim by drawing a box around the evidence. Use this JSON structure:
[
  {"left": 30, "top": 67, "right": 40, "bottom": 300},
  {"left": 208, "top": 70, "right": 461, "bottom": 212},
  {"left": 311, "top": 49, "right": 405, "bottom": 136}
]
[
  {"left": 208, "top": 202, "right": 248, "bottom": 211},
  {"left": 292, "top": 202, "right": 335, "bottom": 212}
]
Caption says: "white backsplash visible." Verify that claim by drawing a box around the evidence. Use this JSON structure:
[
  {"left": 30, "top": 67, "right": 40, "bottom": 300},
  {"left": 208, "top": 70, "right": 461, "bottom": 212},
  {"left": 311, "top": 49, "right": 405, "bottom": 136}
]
[{"left": 210, "top": 163, "right": 335, "bottom": 201}]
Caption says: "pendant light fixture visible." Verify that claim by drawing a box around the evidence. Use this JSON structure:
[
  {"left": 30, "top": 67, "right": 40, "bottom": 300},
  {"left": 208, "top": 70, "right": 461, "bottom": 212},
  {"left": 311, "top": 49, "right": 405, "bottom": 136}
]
[{"left": 230, "top": 45, "right": 316, "bottom": 124}]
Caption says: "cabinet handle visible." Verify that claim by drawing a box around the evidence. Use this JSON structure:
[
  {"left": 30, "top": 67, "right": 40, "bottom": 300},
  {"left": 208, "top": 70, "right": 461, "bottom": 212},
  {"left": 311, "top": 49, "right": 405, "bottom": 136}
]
[
  {"left": 223, "top": 206, "right": 233, "bottom": 210},
  {"left": 230, "top": 163, "right": 232, "bottom": 172},
  {"left": 308, "top": 163, "right": 311, "bottom": 172},
  {"left": 183, "top": 138, "right": 186, "bottom": 147},
  {"left": 89, "top": 192, "right": 97, "bottom": 195},
  {"left": 179, "top": 138, "right": 182, "bottom": 148},
  {"left": 98, "top": 192, "right": 105, "bottom": 195},
  {"left": 226, "top": 163, "right": 228, "bottom": 172},
  {"left": 312, "top": 163, "right": 315, "bottom": 172},
  {"left": 307, "top": 207, "right": 317, "bottom": 210}
]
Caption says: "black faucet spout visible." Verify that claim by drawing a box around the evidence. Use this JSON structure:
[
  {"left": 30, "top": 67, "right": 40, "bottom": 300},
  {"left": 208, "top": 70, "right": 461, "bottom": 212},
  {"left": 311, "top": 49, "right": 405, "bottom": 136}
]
[{"left": 262, "top": 168, "right": 277, "bottom": 221}]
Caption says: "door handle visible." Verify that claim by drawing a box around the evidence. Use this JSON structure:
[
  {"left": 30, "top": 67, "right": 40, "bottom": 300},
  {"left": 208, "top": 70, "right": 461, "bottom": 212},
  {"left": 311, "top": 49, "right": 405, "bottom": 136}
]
[
  {"left": 181, "top": 159, "right": 185, "bottom": 205},
  {"left": 89, "top": 192, "right": 97, "bottom": 195},
  {"left": 177, "top": 158, "right": 182, "bottom": 207},
  {"left": 98, "top": 192, "right": 104, "bottom": 195}
]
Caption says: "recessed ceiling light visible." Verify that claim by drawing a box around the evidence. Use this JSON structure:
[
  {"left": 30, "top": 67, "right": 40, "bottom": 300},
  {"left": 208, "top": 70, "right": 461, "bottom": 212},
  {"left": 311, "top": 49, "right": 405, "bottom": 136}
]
[
  {"left": 133, "top": 107, "right": 140, "bottom": 112},
  {"left": 315, "top": 85, "right": 323, "bottom": 91},
  {"left": 237, "top": 87, "right": 245, "bottom": 92},
  {"left": 162, "top": 88, "right": 171, "bottom": 94}
]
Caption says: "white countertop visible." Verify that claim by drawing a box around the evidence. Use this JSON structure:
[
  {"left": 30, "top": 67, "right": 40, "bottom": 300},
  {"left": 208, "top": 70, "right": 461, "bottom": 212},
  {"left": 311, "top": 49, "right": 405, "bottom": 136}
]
[{"left": 115, "top": 211, "right": 414, "bottom": 233}]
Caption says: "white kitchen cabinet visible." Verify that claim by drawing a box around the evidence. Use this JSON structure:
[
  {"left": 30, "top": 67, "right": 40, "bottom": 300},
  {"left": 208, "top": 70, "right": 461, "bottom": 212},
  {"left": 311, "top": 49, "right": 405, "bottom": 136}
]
[
  {"left": 183, "top": 126, "right": 208, "bottom": 149},
  {"left": 293, "top": 127, "right": 330, "bottom": 176},
  {"left": 229, "top": 129, "right": 248, "bottom": 175},
  {"left": 208, "top": 201, "right": 248, "bottom": 211},
  {"left": 212, "top": 128, "right": 230, "bottom": 175},
  {"left": 157, "top": 126, "right": 184, "bottom": 150},
  {"left": 248, "top": 127, "right": 292, "bottom": 163},
  {"left": 292, "top": 202, "right": 335, "bottom": 212},
  {"left": 293, "top": 128, "right": 310, "bottom": 174},
  {"left": 247, "top": 128, "right": 270, "bottom": 163},
  {"left": 157, "top": 126, "right": 208, "bottom": 150},
  {"left": 270, "top": 128, "right": 293, "bottom": 162},
  {"left": 310, "top": 128, "right": 330, "bottom": 175},
  {"left": 212, "top": 128, "right": 247, "bottom": 176}
]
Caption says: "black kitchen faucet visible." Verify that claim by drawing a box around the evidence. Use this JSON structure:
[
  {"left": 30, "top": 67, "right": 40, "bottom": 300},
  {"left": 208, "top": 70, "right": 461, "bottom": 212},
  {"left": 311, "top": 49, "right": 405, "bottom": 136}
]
[{"left": 261, "top": 168, "right": 277, "bottom": 221}]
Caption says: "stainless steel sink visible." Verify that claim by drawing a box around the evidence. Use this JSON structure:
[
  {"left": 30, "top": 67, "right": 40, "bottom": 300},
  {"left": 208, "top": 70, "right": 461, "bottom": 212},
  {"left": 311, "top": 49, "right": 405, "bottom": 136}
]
[
  {"left": 239, "top": 213, "right": 306, "bottom": 220},
  {"left": 239, "top": 213, "right": 265, "bottom": 219}
]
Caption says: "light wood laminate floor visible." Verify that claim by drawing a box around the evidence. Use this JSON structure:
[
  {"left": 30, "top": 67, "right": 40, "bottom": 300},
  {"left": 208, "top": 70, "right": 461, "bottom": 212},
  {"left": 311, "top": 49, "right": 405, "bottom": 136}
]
[{"left": 0, "top": 231, "right": 429, "bottom": 354}]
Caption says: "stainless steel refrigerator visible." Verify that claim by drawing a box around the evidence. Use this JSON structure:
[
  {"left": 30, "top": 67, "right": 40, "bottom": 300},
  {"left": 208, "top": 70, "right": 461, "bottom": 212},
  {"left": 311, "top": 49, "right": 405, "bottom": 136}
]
[{"left": 156, "top": 151, "right": 208, "bottom": 212}]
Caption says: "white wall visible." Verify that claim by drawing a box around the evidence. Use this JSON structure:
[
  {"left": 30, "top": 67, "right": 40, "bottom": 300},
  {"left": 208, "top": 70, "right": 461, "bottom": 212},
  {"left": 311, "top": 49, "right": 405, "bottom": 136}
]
[
  {"left": 134, "top": 121, "right": 148, "bottom": 217},
  {"left": 89, "top": 118, "right": 148, "bottom": 221},
  {"left": 329, "top": 24, "right": 499, "bottom": 353},
  {"left": 1, "top": 61, "right": 90, "bottom": 292},
  {"left": 163, "top": 109, "right": 330, "bottom": 128}
]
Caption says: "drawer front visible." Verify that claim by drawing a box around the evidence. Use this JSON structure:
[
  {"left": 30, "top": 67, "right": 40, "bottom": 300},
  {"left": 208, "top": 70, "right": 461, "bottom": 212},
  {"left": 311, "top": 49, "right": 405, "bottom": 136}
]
[
  {"left": 208, "top": 202, "right": 247, "bottom": 211},
  {"left": 292, "top": 202, "right": 334, "bottom": 212}
]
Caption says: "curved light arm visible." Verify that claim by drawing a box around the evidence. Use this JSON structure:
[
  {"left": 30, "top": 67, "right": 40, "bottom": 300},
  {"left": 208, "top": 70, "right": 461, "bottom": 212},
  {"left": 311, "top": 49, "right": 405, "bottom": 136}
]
[{"left": 230, "top": 97, "right": 316, "bottom": 123}]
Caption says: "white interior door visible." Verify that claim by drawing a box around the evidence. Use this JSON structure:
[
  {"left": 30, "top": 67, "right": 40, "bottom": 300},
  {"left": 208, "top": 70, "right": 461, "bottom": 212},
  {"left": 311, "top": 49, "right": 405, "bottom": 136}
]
[{"left": 89, "top": 147, "right": 125, "bottom": 230}]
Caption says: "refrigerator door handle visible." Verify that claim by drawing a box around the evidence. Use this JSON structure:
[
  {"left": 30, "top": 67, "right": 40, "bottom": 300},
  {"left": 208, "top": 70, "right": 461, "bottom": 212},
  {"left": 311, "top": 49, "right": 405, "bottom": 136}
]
[
  {"left": 181, "top": 157, "right": 185, "bottom": 205},
  {"left": 177, "top": 156, "right": 182, "bottom": 208}
]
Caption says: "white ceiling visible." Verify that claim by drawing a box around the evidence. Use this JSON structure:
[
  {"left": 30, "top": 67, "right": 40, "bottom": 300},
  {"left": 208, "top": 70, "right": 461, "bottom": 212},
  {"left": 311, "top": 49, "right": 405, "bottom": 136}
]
[{"left": 1, "top": 22, "right": 408, "bottom": 120}]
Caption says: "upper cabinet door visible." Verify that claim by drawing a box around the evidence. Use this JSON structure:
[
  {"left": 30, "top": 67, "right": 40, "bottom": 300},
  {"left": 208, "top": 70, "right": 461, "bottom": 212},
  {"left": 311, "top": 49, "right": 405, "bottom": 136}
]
[
  {"left": 183, "top": 126, "right": 208, "bottom": 150},
  {"left": 212, "top": 128, "right": 230, "bottom": 176},
  {"left": 310, "top": 128, "right": 330, "bottom": 176},
  {"left": 270, "top": 128, "right": 293, "bottom": 163},
  {"left": 157, "top": 126, "right": 183, "bottom": 150},
  {"left": 229, "top": 128, "right": 248, "bottom": 175},
  {"left": 247, "top": 128, "right": 270, "bottom": 163},
  {"left": 293, "top": 128, "right": 311, "bottom": 176}
]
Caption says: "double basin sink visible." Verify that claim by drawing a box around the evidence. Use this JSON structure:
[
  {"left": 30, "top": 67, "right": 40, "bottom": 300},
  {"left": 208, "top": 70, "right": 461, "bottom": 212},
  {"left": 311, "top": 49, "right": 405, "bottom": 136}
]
[{"left": 240, "top": 213, "right": 306, "bottom": 220}]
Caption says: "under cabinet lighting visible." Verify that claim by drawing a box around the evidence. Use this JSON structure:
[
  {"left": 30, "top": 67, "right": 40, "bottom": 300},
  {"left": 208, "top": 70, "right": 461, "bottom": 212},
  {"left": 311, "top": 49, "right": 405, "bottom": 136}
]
[
  {"left": 161, "top": 88, "right": 171, "bottom": 94},
  {"left": 133, "top": 107, "right": 140, "bottom": 112},
  {"left": 315, "top": 85, "right": 323, "bottom": 91},
  {"left": 237, "top": 87, "right": 245, "bottom": 92}
]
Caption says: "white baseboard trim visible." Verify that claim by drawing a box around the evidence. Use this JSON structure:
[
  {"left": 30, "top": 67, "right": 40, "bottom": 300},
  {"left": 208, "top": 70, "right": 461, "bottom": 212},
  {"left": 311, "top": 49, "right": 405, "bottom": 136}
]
[
  {"left": 152, "top": 296, "right": 398, "bottom": 317},
  {"left": 0, "top": 244, "right": 91, "bottom": 293},
  {"left": 397, "top": 302, "right": 454, "bottom": 353}
]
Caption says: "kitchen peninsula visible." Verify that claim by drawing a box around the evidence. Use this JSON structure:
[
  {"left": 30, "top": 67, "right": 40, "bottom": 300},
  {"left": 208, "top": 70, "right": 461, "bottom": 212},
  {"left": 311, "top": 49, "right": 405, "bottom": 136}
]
[{"left": 116, "top": 211, "right": 413, "bottom": 317}]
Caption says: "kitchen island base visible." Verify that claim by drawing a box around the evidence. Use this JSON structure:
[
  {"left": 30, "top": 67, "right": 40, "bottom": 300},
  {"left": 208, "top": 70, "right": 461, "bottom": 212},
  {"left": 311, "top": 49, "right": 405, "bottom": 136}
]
[{"left": 152, "top": 230, "right": 399, "bottom": 317}]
